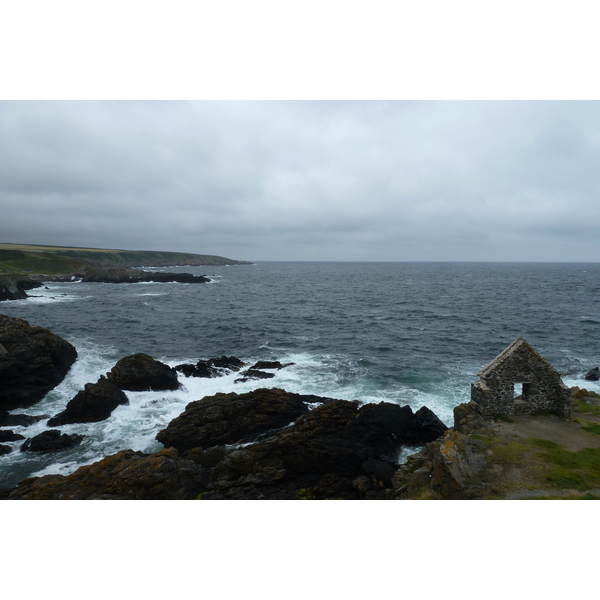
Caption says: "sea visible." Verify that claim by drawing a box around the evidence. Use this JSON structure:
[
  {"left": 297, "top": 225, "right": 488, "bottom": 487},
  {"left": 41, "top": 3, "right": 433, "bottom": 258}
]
[{"left": 1, "top": 261, "right": 600, "bottom": 490}]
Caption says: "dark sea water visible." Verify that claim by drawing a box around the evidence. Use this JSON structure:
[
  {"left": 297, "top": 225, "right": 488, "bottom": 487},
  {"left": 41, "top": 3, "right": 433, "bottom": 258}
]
[{"left": 2, "top": 261, "right": 600, "bottom": 488}]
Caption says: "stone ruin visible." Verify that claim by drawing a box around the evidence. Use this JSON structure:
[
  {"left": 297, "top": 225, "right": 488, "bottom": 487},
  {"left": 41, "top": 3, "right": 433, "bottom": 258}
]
[{"left": 470, "top": 337, "right": 571, "bottom": 418}]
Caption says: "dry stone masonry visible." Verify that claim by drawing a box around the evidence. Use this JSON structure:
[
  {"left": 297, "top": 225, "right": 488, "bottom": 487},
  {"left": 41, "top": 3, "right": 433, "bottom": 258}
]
[{"left": 470, "top": 337, "right": 571, "bottom": 417}]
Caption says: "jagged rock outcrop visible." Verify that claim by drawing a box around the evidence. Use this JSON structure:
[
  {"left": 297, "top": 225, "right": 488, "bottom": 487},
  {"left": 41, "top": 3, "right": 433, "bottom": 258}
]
[
  {"left": 159, "top": 390, "right": 449, "bottom": 500},
  {"left": 80, "top": 266, "right": 210, "bottom": 284},
  {"left": 391, "top": 428, "right": 491, "bottom": 500},
  {"left": 47, "top": 376, "right": 129, "bottom": 426},
  {"left": 21, "top": 430, "right": 84, "bottom": 453},
  {"left": 0, "top": 278, "right": 42, "bottom": 301},
  {"left": 106, "top": 353, "right": 179, "bottom": 391},
  {"left": 156, "top": 388, "right": 313, "bottom": 452},
  {"left": 585, "top": 367, "right": 600, "bottom": 381},
  {"left": 0, "top": 314, "right": 78, "bottom": 410},
  {"left": 6, "top": 448, "right": 210, "bottom": 499}
]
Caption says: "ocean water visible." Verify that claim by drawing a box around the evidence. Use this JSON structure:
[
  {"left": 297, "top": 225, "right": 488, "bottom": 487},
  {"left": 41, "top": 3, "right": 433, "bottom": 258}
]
[{"left": 1, "top": 261, "right": 600, "bottom": 489}]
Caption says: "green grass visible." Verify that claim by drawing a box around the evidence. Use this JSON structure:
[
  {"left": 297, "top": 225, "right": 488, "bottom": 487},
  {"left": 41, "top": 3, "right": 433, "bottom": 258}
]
[
  {"left": 574, "top": 399, "right": 600, "bottom": 416},
  {"left": 532, "top": 439, "right": 600, "bottom": 491}
]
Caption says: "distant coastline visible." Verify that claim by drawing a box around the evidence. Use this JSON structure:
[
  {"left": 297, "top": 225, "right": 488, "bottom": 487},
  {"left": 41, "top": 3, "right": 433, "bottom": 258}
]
[{"left": 0, "top": 243, "right": 252, "bottom": 276}]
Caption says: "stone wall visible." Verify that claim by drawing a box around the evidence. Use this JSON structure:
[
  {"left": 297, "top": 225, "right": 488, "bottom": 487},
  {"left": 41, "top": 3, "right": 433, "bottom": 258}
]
[{"left": 470, "top": 337, "right": 571, "bottom": 417}]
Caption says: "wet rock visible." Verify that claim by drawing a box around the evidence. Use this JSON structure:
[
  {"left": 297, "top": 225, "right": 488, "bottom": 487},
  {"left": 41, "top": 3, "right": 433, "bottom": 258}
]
[
  {"left": 106, "top": 353, "right": 179, "bottom": 391},
  {"left": 0, "top": 429, "right": 25, "bottom": 442},
  {"left": 584, "top": 367, "right": 600, "bottom": 381},
  {"left": 80, "top": 266, "right": 210, "bottom": 284},
  {"left": 249, "top": 361, "right": 295, "bottom": 370},
  {"left": 6, "top": 448, "right": 210, "bottom": 500},
  {"left": 21, "top": 430, "right": 84, "bottom": 453},
  {"left": 48, "top": 376, "right": 129, "bottom": 426},
  {"left": 234, "top": 369, "right": 275, "bottom": 383},
  {"left": 0, "top": 411, "right": 49, "bottom": 427},
  {"left": 156, "top": 388, "right": 311, "bottom": 453},
  {"left": 0, "top": 314, "right": 78, "bottom": 410},
  {"left": 175, "top": 356, "right": 245, "bottom": 378},
  {"left": 0, "top": 444, "right": 12, "bottom": 455}
]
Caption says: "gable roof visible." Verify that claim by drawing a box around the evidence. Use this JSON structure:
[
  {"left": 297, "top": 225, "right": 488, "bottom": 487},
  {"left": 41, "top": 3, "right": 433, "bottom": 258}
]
[{"left": 477, "top": 337, "right": 548, "bottom": 378}]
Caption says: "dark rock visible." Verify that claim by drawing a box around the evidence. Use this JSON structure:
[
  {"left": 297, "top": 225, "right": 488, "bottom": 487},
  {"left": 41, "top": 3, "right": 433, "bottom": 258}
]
[
  {"left": 0, "top": 411, "right": 49, "bottom": 427},
  {"left": 405, "top": 406, "right": 449, "bottom": 444},
  {"left": 175, "top": 356, "right": 245, "bottom": 379},
  {"left": 585, "top": 367, "right": 600, "bottom": 381},
  {"left": 6, "top": 448, "right": 210, "bottom": 500},
  {"left": 0, "top": 429, "right": 25, "bottom": 442},
  {"left": 209, "top": 356, "right": 245, "bottom": 371},
  {"left": 362, "top": 459, "right": 396, "bottom": 488},
  {"left": 81, "top": 266, "right": 209, "bottom": 284},
  {"left": 234, "top": 369, "right": 275, "bottom": 383},
  {"left": 157, "top": 388, "right": 310, "bottom": 453},
  {"left": 0, "top": 444, "right": 12, "bottom": 455},
  {"left": 106, "top": 353, "right": 179, "bottom": 391},
  {"left": 21, "top": 430, "right": 84, "bottom": 453},
  {"left": 250, "top": 361, "right": 295, "bottom": 370},
  {"left": 196, "top": 398, "right": 450, "bottom": 499},
  {"left": 0, "top": 314, "right": 78, "bottom": 410},
  {"left": 48, "top": 376, "right": 129, "bottom": 426}
]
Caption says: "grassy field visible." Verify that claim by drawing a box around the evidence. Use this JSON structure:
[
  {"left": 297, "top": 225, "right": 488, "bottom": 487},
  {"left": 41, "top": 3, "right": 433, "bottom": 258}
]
[{"left": 0, "top": 243, "right": 250, "bottom": 275}]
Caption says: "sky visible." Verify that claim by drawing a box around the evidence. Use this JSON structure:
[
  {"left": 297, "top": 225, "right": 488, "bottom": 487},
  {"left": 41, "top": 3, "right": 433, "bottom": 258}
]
[{"left": 1, "top": 100, "right": 599, "bottom": 262}]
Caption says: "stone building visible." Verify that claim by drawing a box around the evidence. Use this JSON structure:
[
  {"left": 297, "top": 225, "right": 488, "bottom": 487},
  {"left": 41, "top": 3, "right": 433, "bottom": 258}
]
[{"left": 470, "top": 337, "right": 571, "bottom": 417}]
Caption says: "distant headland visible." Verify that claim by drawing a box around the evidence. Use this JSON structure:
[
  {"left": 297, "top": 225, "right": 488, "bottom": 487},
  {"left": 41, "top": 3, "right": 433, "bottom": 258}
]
[
  {"left": 0, "top": 243, "right": 252, "bottom": 301},
  {"left": 0, "top": 243, "right": 252, "bottom": 276}
]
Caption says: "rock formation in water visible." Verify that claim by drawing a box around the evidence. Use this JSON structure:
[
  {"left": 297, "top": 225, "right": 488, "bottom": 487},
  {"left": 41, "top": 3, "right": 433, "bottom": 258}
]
[
  {"left": 0, "top": 278, "right": 43, "bottom": 301},
  {"left": 48, "top": 376, "right": 129, "bottom": 426},
  {"left": 4, "top": 388, "right": 449, "bottom": 500},
  {"left": 0, "top": 314, "right": 77, "bottom": 410},
  {"left": 106, "top": 353, "right": 179, "bottom": 391},
  {"left": 79, "top": 266, "right": 210, "bottom": 284}
]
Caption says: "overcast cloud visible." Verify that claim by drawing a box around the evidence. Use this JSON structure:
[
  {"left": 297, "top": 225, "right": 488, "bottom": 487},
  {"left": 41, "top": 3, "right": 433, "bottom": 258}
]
[{"left": 1, "top": 100, "right": 599, "bottom": 262}]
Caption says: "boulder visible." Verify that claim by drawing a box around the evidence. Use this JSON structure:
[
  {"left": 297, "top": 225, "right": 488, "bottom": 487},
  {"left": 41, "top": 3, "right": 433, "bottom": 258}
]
[
  {"left": 156, "top": 388, "right": 311, "bottom": 453},
  {"left": 21, "top": 430, "right": 84, "bottom": 453},
  {"left": 6, "top": 448, "right": 210, "bottom": 500},
  {"left": 0, "top": 314, "right": 78, "bottom": 410},
  {"left": 405, "top": 406, "right": 449, "bottom": 444},
  {"left": 106, "top": 353, "right": 179, "bottom": 391},
  {"left": 0, "top": 444, "right": 12, "bottom": 455},
  {"left": 0, "top": 411, "right": 49, "bottom": 427},
  {"left": 47, "top": 376, "right": 129, "bottom": 426},
  {"left": 0, "top": 429, "right": 25, "bottom": 442},
  {"left": 584, "top": 367, "right": 600, "bottom": 381}
]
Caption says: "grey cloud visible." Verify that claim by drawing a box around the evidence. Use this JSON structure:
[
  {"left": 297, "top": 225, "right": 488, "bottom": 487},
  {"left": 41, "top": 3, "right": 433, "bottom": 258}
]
[{"left": 1, "top": 100, "right": 600, "bottom": 261}]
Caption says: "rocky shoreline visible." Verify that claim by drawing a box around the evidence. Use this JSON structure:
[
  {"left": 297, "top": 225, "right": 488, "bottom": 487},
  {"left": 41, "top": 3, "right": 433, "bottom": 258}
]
[
  {"left": 0, "top": 313, "right": 449, "bottom": 499},
  {"left": 2, "top": 313, "right": 600, "bottom": 500},
  {"left": 0, "top": 266, "right": 211, "bottom": 302}
]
